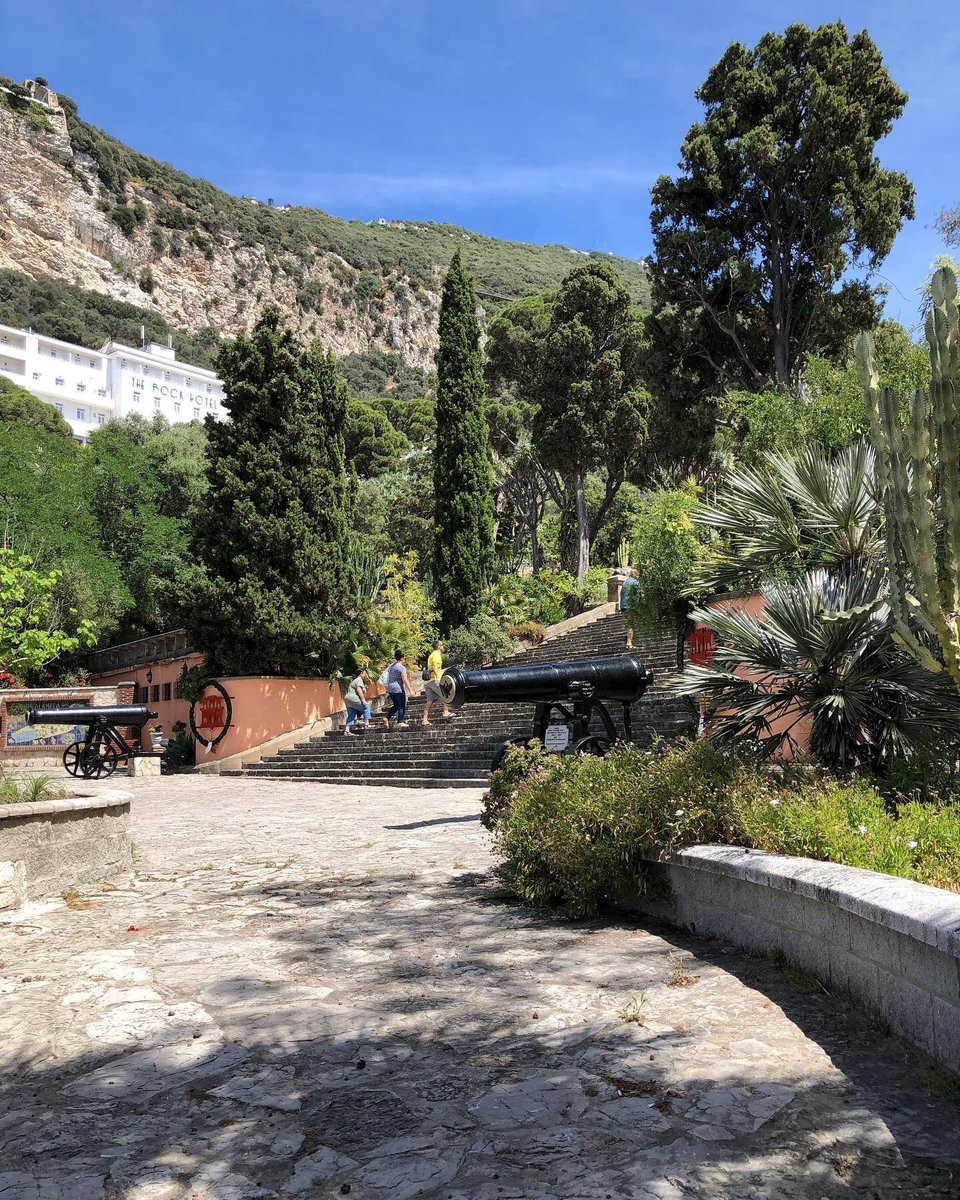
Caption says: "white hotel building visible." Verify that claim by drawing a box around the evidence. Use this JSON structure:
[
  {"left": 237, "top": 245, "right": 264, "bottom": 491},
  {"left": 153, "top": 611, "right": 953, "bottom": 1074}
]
[{"left": 0, "top": 322, "right": 225, "bottom": 441}]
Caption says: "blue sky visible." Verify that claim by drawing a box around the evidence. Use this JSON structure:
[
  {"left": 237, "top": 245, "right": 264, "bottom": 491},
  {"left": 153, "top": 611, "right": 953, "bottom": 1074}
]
[{"left": 3, "top": 0, "right": 958, "bottom": 327}]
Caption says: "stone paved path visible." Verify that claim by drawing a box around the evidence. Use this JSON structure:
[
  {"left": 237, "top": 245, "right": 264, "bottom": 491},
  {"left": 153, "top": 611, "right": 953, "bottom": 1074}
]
[{"left": 3, "top": 777, "right": 960, "bottom": 1199}]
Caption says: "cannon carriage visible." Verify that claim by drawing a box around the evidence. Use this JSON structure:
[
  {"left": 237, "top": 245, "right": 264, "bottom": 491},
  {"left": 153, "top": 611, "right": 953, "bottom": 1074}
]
[
  {"left": 26, "top": 704, "right": 159, "bottom": 780},
  {"left": 438, "top": 654, "right": 654, "bottom": 771}
]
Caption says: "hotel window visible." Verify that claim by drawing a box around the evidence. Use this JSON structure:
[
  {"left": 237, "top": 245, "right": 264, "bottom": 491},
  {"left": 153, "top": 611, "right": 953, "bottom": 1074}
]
[
  {"left": 96, "top": 413, "right": 105, "bottom": 425},
  {"left": 194, "top": 408, "right": 201, "bottom": 420},
  {"left": 49, "top": 349, "right": 57, "bottom": 358},
  {"left": 98, "top": 388, "right": 107, "bottom": 397},
  {"left": 76, "top": 407, "right": 85, "bottom": 420},
  {"left": 155, "top": 398, "right": 161, "bottom": 410},
  {"left": 174, "top": 402, "right": 181, "bottom": 414},
  {"left": 89, "top": 360, "right": 96, "bottom": 368},
  {"left": 55, "top": 376, "right": 64, "bottom": 386},
  {"left": 32, "top": 372, "right": 40, "bottom": 380},
  {"left": 54, "top": 403, "right": 63, "bottom": 413},
  {"left": 143, "top": 366, "right": 149, "bottom": 376},
  {"left": 77, "top": 382, "right": 86, "bottom": 392},
  {"left": 151, "top": 684, "right": 160, "bottom": 702},
  {"left": 162, "top": 682, "right": 171, "bottom": 701},
  {"left": 206, "top": 384, "right": 212, "bottom": 393}
]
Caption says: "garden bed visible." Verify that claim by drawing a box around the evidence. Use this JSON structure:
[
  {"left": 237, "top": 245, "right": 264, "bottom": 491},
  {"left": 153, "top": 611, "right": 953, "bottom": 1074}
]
[{"left": 0, "top": 788, "right": 133, "bottom": 910}]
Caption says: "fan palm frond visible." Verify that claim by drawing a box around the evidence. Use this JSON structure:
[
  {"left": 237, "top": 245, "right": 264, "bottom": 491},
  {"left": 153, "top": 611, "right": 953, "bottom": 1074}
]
[{"left": 672, "top": 567, "right": 960, "bottom": 772}]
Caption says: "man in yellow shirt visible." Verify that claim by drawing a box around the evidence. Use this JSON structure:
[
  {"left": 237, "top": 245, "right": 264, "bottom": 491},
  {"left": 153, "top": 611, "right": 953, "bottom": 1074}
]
[{"left": 421, "top": 639, "right": 453, "bottom": 726}]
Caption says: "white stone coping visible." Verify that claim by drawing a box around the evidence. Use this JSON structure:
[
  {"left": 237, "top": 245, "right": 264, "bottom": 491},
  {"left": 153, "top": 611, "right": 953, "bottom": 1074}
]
[
  {"left": 660, "top": 845, "right": 960, "bottom": 956},
  {"left": 0, "top": 788, "right": 133, "bottom": 820}
]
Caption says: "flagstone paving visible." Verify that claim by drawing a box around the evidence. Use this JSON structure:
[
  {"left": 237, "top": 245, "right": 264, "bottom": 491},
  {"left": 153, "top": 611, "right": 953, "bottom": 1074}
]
[{"left": 3, "top": 775, "right": 960, "bottom": 1199}]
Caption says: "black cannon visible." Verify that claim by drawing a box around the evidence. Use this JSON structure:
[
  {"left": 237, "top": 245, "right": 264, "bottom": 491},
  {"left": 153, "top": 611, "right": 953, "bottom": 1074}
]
[
  {"left": 27, "top": 704, "right": 158, "bottom": 780},
  {"left": 438, "top": 654, "right": 653, "bottom": 770}
]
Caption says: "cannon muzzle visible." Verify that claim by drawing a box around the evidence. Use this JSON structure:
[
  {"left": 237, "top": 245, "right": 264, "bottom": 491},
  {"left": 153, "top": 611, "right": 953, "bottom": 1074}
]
[
  {"left": 439, "top": 654, "right": 653, "bottom": 712},
  {"left": 26, "top": 705, "right": 157, "bottom": 729}
]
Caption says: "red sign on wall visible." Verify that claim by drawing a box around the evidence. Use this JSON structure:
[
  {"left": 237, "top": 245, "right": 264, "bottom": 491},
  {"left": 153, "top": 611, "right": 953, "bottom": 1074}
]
[
  {"left": 197, "top": 693, "right": 226, "bottom": 731},
  {"left": 686, "top": 626, "right": 715, "bottom": 668}
]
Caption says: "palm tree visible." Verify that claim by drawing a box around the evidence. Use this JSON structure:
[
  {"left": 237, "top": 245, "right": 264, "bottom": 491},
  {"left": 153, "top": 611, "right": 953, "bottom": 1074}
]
[
  {"left": 673, "top": 567, "right": 960, "bottom": 773},
  {"left": 692, "top": 440, "right": 881, "bottom": 593}
]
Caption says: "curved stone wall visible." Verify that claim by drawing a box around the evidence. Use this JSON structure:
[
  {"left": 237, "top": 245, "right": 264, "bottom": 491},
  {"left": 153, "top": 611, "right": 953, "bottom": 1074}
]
[
  {"left": 0, "top": 789, "right": 132, "bottom": 909},
  {"left": 623, "top": 845, "right": 960, "bottom": 1073}
]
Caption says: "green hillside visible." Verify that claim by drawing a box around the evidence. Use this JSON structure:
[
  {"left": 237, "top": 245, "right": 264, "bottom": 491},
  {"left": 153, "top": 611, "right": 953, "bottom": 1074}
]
[{"left": 54, "top": 90, "right": 649, "bottom": 309}]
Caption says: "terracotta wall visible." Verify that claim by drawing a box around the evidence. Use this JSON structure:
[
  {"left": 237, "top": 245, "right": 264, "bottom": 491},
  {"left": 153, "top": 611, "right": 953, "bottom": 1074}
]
[
  {"left": 691, "top": 593, "right": 812, "bottom": 759},
  {"left": 90, "top": 652, "right": 205, "bottom": 748},
  {"left": 194, "top": 676, "right": 344, "bottom": 763}
]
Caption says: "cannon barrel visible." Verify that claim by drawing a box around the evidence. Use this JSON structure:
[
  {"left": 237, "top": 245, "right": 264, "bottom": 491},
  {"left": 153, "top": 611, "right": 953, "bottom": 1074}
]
[
  {"left": 439, "top": 654, "right": 653, "bottom": 711},
  {"left": 26, "top": 705, "right": 157, "bottom": 729}
]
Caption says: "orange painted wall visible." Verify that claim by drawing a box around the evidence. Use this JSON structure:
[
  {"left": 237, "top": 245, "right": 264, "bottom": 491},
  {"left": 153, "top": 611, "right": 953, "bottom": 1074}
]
[
  {"left": 90, "top": 652, "right": 204, "bottom": 749},
  {"left": 695, "top": 594, "right": 812, "bottom": 759},
  {"left": 195, "top": 676, "right": 344, "bottom": 762}
]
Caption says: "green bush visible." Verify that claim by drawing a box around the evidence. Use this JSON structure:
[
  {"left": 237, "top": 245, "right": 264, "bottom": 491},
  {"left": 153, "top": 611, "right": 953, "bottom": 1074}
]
[
  {"left": 485, "top": 740, "right": 960, "bottom": 915},
  {"left": 444, "top": 613, "right": 515, "bottom": 667},
  {"left": 506, "top": 619, "right": 547, "bottom": 645},
  {"left": 488, "top": 569, "right": 600, "bottom": 628},
  {"left": 626, "top": 481, "right": 710, "bottom": 635}
]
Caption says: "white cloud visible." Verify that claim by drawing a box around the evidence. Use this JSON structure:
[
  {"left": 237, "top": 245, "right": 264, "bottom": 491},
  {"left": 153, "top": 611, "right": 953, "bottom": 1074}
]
[{"left": 225, "top": 162, "right": 654, "bottom": 209}]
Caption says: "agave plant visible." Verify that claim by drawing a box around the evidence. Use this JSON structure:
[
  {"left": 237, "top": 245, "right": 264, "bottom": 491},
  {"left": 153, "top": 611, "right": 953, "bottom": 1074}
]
[
  {"left": 693, "top": 440, "right": 882, "bottom": 592},
  {"left": 672, "top": 568, "right": 960, "bottom": 773}
]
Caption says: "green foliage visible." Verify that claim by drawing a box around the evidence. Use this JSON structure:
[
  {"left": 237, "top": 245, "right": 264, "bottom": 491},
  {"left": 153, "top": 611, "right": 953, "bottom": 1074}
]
[
  {"left": 433, "top": 252, "right": 495, "bottom": 632},
  {"left": 487, "top": 569, "right": 592, "bottom": 628},
  {"left": 370, "top": 552, "right": 437, "bottom": 669},
  {"left": 693, "top": 441, "right": 882, "bottom": 594},
  {"left": 49, "top": 90, "right": 649, "bottom": 307},
  {"left": 0, "top": 376, "right": 72, "bottom": 436},
  {"left": 675, "top": 569, "right": 960, "bottom": 773},
  {"left": 0, "top": 549, "right": 96, "bottom": 677},
  {"left": 0, "top": 766, "right": 65, "bottom": 805},
  {"left": 649, "top": 21, "right": 914, "bottom": 395},
  {"left": 484, "top": 739, "right": 960, "bottom": 915},
  {"left": 716, "top": 324, "right": 930, "bottom": 465},
  {"left": 0, "top": 422, "right": 131, "bottom": 654},
  {"left": 505, "top": 619, "right": 547, "bottom": 645},
  {"left": 186, "top": 309, "right": 355, "bottom": 676},
  {"left": 626, "top": 481, "right": 710, "bottom": 634},
  {"left": 345, "top": 398, "right": 410, "bottom": 477},
  {"left": 533, "top": 262, "right": 649, "bottom": 581},
  {"left": 83, "top": 415, "right": 207, "bottom": 639},
  {"left": 0, "top": 269, "right": 220, "bottom": 368},
  {"left": 444, "top": 613, "right": 515, "bottom": 668}
]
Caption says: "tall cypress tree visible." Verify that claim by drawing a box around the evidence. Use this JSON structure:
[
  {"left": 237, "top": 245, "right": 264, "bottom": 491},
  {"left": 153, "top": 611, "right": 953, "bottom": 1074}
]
[
  {"left": 433, "top": 252, "right": 494, "bottom": 632},
  {"left": 187, "top": 308, "right": 353, "bottom": 676}
]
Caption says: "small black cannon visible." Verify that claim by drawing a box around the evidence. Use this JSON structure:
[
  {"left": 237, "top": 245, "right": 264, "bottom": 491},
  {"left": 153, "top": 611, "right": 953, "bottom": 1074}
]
[
  {"left": 439, "top": 654, "right": 653, "bottom": 770},
  {"left": 27, "top": 704, "right": 158, "bottom": 780}
]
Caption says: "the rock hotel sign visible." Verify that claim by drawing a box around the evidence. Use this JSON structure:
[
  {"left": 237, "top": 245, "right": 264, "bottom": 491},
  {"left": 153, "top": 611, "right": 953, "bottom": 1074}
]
[
  {"left": 189, "top": 680, "right": 233, "bottom": 752},
  {"left": 127, "top": 373, "right": 210, "bottom": 407}
]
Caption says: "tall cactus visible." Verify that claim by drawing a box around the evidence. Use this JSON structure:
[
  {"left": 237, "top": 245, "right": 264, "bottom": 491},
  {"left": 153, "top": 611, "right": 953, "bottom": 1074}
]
[{"left": 854, "top": 266, "right": 960, "bottom": 685}]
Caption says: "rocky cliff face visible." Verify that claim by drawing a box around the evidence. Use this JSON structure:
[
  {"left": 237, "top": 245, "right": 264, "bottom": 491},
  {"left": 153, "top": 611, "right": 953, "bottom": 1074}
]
[{"left": 0, "top": 92, "right": 443, "bottom": 368}]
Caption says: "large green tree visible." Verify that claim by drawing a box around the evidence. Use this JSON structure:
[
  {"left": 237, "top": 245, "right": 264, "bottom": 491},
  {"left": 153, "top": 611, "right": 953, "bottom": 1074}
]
[
  {"left": 433, "top": 252, "right": 494, "bottom": 632},
  {"left": 532, "top": 262, "right": 648, "bottom": 583},
  {"left": 649, "top": 21, "right": 914, "bottom": 397},
  {"left": 83, "top": 414, "right": 207, "bottom": 639},
  {"left": 188, "top": 309, "right": 354, "bottom": 675}
]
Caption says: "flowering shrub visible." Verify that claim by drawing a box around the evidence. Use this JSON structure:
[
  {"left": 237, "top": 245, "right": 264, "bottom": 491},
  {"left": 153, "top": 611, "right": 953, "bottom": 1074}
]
[{"left": 483, "top": 740, "right": 960, "bottom": 915}]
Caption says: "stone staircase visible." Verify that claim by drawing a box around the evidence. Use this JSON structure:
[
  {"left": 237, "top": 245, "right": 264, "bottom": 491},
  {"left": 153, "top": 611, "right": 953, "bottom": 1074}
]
[{"left": 239, "top": 612, "right": 694, "bottom": 788}]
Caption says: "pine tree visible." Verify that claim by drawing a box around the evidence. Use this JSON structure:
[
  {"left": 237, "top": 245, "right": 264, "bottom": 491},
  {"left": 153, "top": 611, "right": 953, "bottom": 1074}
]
[
  {"left": 187, "top": 308, "right": 354, "bottom": 676},
  {"left": 433, "top": 252, "right": 494, "bottom": 632}
]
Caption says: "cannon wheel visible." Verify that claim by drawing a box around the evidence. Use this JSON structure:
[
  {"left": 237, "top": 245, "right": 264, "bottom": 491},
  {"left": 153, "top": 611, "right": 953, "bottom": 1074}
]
[
  {"left": 572, "top": 734, "right": 612, "bottom": 758},
  {"left": 62, "top": 742, "right": 84, "bottom": 777},
  {"left": 490, "top": 735, "right": 537, "bottom": 774},
  {"left": 80, "top": 742, "right": 119, "bottom": 780}
]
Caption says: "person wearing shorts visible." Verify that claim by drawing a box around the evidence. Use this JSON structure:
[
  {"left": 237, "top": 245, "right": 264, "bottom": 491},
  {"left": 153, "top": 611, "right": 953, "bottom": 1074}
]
[{"left": 421, "top": 640, "right": 452, "bottom": 725}]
